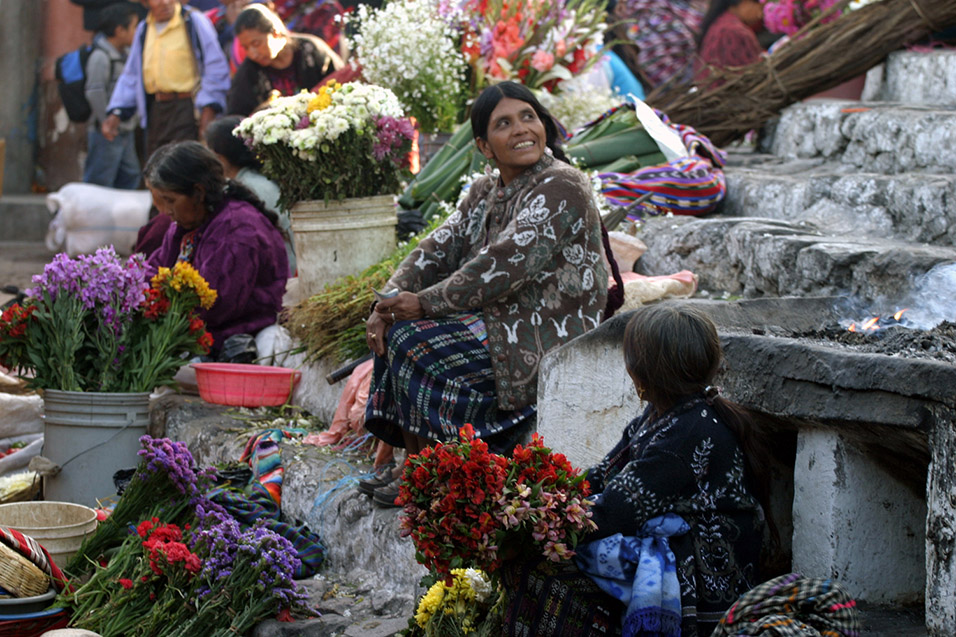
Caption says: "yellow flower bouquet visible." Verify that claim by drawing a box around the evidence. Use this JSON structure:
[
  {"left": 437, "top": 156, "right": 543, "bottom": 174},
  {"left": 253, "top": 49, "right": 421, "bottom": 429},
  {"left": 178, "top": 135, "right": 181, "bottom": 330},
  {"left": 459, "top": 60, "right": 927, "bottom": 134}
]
[{"left": 0, "top": 248, "right": 216, "bottom": 392}]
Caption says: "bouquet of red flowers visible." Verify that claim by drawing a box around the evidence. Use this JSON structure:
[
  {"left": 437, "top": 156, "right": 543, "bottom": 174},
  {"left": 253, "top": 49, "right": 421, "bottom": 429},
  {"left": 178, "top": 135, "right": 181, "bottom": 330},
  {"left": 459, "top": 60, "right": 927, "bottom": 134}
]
[
  {"left": 397, "top": 425, "right": 596, "bottom": 578},
  {"left": 397, "top": 424, "right": 508, "bottom": 575}
]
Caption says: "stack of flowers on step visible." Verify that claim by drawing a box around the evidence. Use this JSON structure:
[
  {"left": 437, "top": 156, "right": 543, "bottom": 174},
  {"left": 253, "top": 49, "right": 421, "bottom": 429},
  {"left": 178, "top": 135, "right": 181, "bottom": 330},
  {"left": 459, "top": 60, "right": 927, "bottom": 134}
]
[
  {"left": 398, "top": 425, "right": 595, "bottom": 633},
  {"left": 346, "top": 0, "right": 607, "bottom": 135},
  {"left": 0, "top": 247, "right": 215, "bottom": 392},
  {"left": 58, "top": 435, "right": 308, "bottom": 636},
  {"left": 456, "top": 0, "right": 607, "bottom": 92},
  {"left": 233, "top": 81, "right": 415, "bottom": 209},
  {"left": 67, "top": 436, "right": 213, "bottom": 571},
  {"left": 762, "top": 0, "right": 843, "bottom": 35}
]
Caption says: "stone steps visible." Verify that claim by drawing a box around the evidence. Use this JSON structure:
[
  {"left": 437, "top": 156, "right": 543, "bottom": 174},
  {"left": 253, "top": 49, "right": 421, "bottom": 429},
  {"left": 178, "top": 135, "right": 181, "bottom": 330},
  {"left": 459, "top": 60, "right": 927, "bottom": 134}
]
[
  {"left": 720, "top": 162, "right": 956, "bottom": 246},
  {"left": 635, "top": 215, "right": 956, "bottom": 301},
  {"left": 768, "top": 101, "right": 956, "bottom": 174},
  {"left": 634, "top": 50, "right": 956, "bottom": 302},
  {"left": 864, "top": 50, "right": 956, "bottom": 107},
  {"left": 0, "top": 194, "right": 50, "bottom": 244}
]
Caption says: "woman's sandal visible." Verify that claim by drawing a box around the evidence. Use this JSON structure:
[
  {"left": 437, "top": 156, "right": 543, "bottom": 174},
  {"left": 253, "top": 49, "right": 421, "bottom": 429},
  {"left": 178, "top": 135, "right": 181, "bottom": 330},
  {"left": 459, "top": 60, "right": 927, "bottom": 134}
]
[
  {"left": 372, "top": 476, "right": 403, "bottom": 508},
  {"left": 357, "top": 461, "right": 398, "bottom": 496}
]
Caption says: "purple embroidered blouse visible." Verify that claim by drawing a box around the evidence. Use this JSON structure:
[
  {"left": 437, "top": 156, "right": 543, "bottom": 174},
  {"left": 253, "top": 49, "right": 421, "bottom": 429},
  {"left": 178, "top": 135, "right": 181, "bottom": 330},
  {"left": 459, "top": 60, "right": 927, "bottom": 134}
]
[{"left": 148, "top": 199, "right": 289, "bottom": 352}]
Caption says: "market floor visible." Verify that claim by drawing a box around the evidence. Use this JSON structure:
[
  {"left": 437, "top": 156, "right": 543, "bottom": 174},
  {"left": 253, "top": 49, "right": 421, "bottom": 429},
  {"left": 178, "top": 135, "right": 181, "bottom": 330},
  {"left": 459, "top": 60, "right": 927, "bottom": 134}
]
[{"left": 0, "top": 242, "right": 55, "bottom": 307}]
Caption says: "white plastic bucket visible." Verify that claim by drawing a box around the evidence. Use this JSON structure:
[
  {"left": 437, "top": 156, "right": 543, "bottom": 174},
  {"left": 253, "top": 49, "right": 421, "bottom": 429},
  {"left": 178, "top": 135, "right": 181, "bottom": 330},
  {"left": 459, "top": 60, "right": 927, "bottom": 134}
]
[
  {"left": 290, "top": 195, "right": 397, "bottom": 298},
  {"left": 42, "top": 390, "right": 150, "bottom": 507},
  {"left": 0, "top": 501, "right": 98, "bottom": 568}
]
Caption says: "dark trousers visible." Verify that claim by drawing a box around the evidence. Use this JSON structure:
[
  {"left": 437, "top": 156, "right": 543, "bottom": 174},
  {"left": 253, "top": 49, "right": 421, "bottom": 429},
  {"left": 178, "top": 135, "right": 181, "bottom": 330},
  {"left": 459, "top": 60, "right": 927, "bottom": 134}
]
[{"left": 145, "top": 96, "right": 198, "bottom": 160}]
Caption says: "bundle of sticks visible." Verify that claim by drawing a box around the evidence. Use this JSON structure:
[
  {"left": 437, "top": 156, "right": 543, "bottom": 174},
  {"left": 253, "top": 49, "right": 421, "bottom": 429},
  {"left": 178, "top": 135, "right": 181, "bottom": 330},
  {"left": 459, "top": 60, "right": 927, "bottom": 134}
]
[{"left": 647, "top": 0, "right": 956, "bottom": 146}]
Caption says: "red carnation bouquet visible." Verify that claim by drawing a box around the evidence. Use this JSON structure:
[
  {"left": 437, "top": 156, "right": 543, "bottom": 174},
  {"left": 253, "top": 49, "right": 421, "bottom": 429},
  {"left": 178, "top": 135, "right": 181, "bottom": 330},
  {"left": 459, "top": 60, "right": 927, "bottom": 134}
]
[{"left": 396, "top": 424, "right": 596, "bottom": 579}]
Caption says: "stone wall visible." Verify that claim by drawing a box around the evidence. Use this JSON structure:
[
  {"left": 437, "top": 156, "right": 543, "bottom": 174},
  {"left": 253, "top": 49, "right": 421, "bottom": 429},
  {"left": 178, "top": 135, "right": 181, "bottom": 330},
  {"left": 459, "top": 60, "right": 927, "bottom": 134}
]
[{"left": 0, "top": 1, "right": 43, "bottom": 195}]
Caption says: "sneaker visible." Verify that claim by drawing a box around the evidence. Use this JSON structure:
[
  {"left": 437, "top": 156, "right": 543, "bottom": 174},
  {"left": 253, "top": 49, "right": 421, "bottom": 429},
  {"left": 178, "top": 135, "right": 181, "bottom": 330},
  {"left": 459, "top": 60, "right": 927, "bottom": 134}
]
[
  {"left": 372, "top": 476, "right": 403, "bottom": 508},
  {"left": 357, "top": 462, "right": 398, "bottom": 497}
]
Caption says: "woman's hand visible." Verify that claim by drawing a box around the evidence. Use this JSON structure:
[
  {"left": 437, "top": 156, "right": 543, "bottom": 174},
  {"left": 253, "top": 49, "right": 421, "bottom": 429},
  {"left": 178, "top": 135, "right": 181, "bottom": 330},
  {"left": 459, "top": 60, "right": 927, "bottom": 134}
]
[
  {"left": 365, "top": 311, "right": 390, "bottom": 357},
  {"left": 366, "top": 292, "right": 425, "bottom": 356}
]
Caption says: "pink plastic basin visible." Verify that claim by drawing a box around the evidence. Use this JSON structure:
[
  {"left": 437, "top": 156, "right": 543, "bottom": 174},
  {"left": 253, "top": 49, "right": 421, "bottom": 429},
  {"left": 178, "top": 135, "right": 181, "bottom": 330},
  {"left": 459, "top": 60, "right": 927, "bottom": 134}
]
[{"left": 191, "top": 363, "right": 301, "bottom": 407}]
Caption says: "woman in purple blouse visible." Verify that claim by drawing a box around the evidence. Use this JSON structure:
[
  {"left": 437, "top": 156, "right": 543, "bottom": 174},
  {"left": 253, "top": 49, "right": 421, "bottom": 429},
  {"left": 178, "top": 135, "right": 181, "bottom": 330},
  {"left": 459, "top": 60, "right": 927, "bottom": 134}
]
[{"left": 145, "top": 141, "right": 289, "bottom": 358}]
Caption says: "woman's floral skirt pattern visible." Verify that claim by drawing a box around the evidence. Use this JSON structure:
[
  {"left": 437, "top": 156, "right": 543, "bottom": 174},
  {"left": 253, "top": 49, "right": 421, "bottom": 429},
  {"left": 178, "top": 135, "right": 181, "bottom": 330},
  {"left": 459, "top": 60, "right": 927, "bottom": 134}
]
[
  {"left": 500, "top": 557, "right": 624, "bottom": 637},
  {"left": 365, "top": 312, "right": 535, "bottom": 452}
]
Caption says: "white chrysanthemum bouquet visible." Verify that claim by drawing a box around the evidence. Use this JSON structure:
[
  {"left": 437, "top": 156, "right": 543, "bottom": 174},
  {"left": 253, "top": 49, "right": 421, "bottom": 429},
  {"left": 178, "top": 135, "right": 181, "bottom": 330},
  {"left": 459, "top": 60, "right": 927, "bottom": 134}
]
[
  {"left": 347, "top": 0, "right": 467, "bottom": 134},
  {"left": 234, "top": 81, "right": 414, "bottom": 209}
]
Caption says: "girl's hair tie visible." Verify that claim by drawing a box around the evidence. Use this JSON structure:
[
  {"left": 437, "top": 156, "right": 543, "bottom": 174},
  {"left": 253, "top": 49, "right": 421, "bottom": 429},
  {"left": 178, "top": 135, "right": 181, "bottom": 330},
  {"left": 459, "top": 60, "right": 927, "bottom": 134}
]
[{"left": 704, "top": 385, "right": 720, "bottom": 404}]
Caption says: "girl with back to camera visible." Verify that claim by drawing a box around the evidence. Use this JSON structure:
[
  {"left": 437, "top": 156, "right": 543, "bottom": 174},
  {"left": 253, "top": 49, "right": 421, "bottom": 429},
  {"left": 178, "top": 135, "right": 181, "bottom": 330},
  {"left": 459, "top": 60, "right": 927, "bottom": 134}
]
[
  {"left": 204, "top": 115, "right": 296, "bottom": 276},
  {"left": 502, "top": 301, "right": 773, "bottom": 637}
]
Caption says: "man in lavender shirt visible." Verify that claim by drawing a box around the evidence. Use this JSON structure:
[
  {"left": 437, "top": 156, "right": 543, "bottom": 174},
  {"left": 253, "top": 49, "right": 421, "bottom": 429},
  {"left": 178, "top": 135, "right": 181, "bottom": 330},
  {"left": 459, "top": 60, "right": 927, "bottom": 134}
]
[{"left": 102, "top": 0, "right": 230, "bottom": 159}]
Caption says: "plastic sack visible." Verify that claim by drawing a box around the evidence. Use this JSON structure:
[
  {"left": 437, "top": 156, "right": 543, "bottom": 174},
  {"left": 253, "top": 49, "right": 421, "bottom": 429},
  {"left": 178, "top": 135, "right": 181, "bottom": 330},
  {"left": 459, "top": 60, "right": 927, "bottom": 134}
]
[
  {"left": 219, "top": 333, "right": 258, "bottom": 364},
  {"left": 46, "top": 183, "right": 152, "bottom": 256}
]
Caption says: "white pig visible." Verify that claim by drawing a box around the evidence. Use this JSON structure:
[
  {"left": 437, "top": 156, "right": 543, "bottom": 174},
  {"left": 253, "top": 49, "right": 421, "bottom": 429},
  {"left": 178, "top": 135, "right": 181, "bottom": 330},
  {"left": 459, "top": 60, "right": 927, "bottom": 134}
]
[{"left": 45, "top": 183, "right": 152, "bottom": 256}]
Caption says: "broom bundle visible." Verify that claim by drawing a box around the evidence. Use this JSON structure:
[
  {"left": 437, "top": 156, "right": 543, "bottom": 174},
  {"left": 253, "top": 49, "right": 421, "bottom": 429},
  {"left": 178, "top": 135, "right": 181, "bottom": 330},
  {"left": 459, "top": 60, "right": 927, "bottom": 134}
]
[{"left": 647, "top": 0, "right": 956, "bottom": 146}]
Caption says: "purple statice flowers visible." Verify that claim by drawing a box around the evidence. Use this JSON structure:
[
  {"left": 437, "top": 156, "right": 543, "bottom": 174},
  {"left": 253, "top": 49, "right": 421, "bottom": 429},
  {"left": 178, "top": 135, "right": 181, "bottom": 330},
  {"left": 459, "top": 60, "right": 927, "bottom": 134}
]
[
  {"left": 190, "top": 516, "right": 305, "bottom": 607},
  {"left": 373, "top": 115, "right": 415, "bottom": 162},
  {"left": 246, "top": 523, "right": 306, "bottom": 606},
  {"left": 191, "top": 496, "right": 232, "bottom": 532},
  {"left": 190, "top": 515, "right": 242, "bottom": 599},
  {"left": 137, "top": 436, "right": 205, "bottom": 497}
]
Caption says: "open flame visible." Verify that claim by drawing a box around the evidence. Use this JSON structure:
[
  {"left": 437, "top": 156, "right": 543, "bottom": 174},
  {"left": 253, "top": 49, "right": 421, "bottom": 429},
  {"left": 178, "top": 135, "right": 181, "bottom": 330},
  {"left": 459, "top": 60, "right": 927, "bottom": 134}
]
[{"left": 847, "top": 309, "right": 908, "bottom": 333}]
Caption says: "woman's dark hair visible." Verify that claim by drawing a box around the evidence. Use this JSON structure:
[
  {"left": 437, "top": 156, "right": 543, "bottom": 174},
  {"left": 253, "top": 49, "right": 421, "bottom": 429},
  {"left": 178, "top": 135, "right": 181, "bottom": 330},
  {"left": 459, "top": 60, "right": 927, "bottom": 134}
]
[
  {"left": 143, "top": 141, "right": 279, "bottom": 227},
  {"left": 697, "top": 0, "right": 746, "bottom": 47},
  {"left": 470, "top": 81, "right": 569, "bottom": 163},
  {"left": 205, "top": 116, "right": 261, "bottom": 171},
  {"left": 623, "top": 302, "right": 779, "bottom": 543},
  {"left": 234, "top": 3, "right": 288, "bottom": 37}
]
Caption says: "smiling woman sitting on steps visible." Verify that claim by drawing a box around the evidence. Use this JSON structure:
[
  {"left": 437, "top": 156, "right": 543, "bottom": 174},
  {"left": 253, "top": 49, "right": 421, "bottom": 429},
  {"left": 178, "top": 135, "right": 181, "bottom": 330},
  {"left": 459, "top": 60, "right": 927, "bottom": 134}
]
[{"left": 358, "top": 81, "right": 612, "bottom": 506}]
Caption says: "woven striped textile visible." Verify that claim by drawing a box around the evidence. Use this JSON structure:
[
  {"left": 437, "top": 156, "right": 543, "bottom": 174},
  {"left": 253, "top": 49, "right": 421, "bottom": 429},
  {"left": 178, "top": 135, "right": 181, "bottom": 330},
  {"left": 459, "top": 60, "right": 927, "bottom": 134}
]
[
  {"left": 240, "top": 428, "right": 306, "bottom": 507},
  {"left": 593, "top": 106, "right": 728, "bottom": 221},
  {"left": 365, "top": 313, "right": 535, "bottom": 450},
  {"left": 711, "top": 572, "right": 861, "bottom": 636}
]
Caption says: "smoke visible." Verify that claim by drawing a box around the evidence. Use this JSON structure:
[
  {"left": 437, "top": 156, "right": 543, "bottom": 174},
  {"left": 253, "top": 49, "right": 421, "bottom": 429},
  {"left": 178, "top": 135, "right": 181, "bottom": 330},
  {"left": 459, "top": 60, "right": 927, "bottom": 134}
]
[{"left": 900, "top": 262, "right": 956, "bottom": 330}]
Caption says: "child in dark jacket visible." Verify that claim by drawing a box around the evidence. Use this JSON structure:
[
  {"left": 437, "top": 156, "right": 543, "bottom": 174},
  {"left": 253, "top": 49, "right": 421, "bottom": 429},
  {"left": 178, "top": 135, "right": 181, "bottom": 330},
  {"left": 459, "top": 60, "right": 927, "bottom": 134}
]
[{"left": 83, "top": 2, "right": 141, "bottom": 189}]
